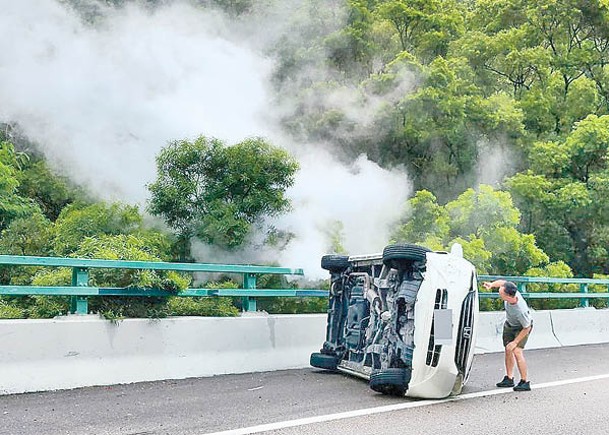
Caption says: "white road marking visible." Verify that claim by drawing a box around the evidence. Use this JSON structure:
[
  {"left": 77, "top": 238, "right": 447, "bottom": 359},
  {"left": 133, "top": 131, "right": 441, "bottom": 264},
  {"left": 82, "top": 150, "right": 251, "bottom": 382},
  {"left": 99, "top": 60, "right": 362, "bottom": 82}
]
[{"left": 206, "top": 373, "right": 609, "bottom": 435}]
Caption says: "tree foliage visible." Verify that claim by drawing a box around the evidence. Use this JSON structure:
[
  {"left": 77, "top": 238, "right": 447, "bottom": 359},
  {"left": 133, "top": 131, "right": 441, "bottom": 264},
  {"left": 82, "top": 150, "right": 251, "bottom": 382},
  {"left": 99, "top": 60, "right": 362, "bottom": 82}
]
[
  {"left": 53, "top": 202, "right": 143, "bottom": 256},
  {"left": 508, "top": 114, "right": 609, "bottom": 276},
  {"left": 265, "top": 0, "right": 609, "bottom": 278},
  {"left": 148, "top": 136, "right": 299, "bottom": 256},
  {"left": 0, "top": 141, "right": 38, "bottom": 230},
  {"left": 16, "top": 158, "right": 82, "bottom": 221},
  {"left": 393, "top": 185, "right": 550, "bottom": 275}
]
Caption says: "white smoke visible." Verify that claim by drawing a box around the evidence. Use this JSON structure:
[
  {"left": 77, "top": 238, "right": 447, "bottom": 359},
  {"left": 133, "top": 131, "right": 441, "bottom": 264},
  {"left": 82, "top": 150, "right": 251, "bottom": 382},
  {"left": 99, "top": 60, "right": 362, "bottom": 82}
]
[
  {"left": 268, "top": 150, "right": 411, "bottom": 278},
  {"left": 476, "top": 136, "right": 518, "bottom": 188},
  {"left": 0, "top": 1, "right": 272, "bottom": 202},
  {"left": 0, "top": 0, "right": 413, "bottom": 278}
]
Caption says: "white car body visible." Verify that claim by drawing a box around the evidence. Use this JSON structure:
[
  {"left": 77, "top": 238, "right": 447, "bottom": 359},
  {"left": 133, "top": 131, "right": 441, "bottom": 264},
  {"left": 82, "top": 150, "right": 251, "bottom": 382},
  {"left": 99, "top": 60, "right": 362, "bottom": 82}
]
[
  {"left": 405, "top": 250, "right": 478, "bottom": 398},
  {"left": 311, "top": 243, "right": 479, "bottom": 399}
]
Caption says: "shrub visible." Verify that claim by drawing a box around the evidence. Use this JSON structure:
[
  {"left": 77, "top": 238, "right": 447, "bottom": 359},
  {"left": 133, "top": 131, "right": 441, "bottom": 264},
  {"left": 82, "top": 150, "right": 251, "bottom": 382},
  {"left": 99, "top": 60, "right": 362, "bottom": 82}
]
[
  {"left": 0, "top": 300, "right": 24, "bottom": 319},
  {"left": 26, "top": 296, "right": 69, "bottom": 318},
  {"left": 167, "top": 297, "right": 238, "bottom": 317}
]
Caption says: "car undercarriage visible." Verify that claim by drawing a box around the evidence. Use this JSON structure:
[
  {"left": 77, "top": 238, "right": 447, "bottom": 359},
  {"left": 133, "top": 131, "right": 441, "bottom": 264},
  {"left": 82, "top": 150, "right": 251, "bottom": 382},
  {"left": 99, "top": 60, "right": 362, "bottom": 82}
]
[{"left": 311, "top": 243, "right": 478, "bottom": 398}]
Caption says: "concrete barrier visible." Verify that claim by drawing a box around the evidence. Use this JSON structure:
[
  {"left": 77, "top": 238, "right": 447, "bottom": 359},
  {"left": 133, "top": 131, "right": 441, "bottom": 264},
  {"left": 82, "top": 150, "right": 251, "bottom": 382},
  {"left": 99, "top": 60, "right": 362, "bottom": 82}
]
[
  {"left": 474, "top": 312, "right": 505, "bottom": 354},
  {"left": 0, "top": 314, "right": 327, "bottom": 395},
  {"left": 550, "top": 308, "right": 609, "bottom": 346},
  {"left": 475, "top": 310, "right": 562, "bottom": 354},
  {"left": 1, "top": 308, "right": 608, "bottom": 395},
  {"left": 525, "top": 310, "right": 562, "bottom": 350}
]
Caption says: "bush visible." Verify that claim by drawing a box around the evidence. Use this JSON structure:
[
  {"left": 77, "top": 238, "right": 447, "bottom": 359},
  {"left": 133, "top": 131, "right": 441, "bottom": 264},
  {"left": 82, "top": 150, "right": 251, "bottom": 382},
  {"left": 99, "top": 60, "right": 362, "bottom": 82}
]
[
  {"left": 478, "top": 286, "right": 503, "bottom": 311},
  {"left": 256, "top": 297, "right": 327, "bottom": 314},
  {"left": 74, "top": 235, "right": 192, "bottom": 291},
  {"left": 0, "top": 300, "right": 24, "bottom": 319},
  {"left": 26, "top": 296, "right": 69, "bottom": 318},
  {"left": 167, "top": 297, "right": 239, "bottom": 317},
  {"left": 525, "top": 261, "right": 579, "bottom": 309},
  {"left": 590, "top": 274, "right": 609, "bottom": 309},
  {"left": 90, "top": 296, "right": 169, "bottom": 320}
]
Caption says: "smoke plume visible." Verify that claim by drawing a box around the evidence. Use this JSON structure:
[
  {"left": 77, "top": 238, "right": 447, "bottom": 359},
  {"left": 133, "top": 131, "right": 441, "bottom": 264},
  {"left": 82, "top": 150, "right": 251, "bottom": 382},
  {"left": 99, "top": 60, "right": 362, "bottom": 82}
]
[{"left": 0, "top": 0, "right": 413, "bottom": 278}]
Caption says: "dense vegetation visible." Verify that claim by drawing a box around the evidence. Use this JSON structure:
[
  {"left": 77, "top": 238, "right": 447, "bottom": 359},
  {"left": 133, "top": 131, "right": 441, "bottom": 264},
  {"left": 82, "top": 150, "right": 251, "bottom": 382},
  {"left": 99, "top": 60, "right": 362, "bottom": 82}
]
[{"left": 3, "top": 0, "right": 609, "bottom": 317}]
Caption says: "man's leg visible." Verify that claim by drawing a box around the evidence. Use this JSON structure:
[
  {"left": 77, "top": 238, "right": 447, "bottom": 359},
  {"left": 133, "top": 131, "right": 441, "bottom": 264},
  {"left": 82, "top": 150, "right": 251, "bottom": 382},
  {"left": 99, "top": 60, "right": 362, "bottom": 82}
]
[
  {"left": 497, "top": 322, "right": 516, "bottom": 387},
  {"left": 505, "top": 347, "right": 515, "bottom": 378},
  {"left": 513, "top": 348, "right": 527, "bottom": 381}
]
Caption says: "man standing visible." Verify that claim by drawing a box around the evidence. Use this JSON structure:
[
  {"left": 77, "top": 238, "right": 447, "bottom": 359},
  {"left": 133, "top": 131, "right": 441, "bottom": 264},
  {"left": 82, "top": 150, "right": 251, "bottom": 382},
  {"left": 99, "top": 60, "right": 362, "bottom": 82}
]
[{"left": 483, "top": 280, "right": 533, "bottom": 391}]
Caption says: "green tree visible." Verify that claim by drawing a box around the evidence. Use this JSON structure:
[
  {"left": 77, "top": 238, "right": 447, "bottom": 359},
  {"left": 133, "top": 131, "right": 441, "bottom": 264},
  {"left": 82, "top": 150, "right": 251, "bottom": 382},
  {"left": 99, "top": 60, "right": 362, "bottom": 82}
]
[
  {"left": 445, "top": 185, "right": 520, "bottom": 237},
  {"left": 0, "top": 141, "right": 38, "bottom": 230},
  {"left": 508, "top": 114, "right": 609, "bottom": 276},
  {"left": 445, "top": 185, "right": 548, "bottom": 274},
  {"left": 525, "top": 260, "right": 579, "bottom": 309},
  {"left": 393, "top": 185, "right": 549, "bottom": 274},
  {"left": 53, "top": 202, "right": 143, "bottom": 255},
  {"left": 148, "top": 136, "right": 299, "bottom": 257},
  {"left": 459, "top": 0, "right": 609, "bottom": 136},
  {"left": 375, "top": 0, "right": 465, "bottom": 61},
  {"left": 16, "top": 159, "right": 82, "bottom": 221},
  {"left": 324, "top": 0, "right": 383, "bottom": 79},
  {"left": 392, "top": 190, "right": 449, "bottom": 242},
  {"left": 376, "top": 57, "right": 525, "bottom": 198},
  {"left": 0, "top": 213, "right": 54, "bottom": 256}
]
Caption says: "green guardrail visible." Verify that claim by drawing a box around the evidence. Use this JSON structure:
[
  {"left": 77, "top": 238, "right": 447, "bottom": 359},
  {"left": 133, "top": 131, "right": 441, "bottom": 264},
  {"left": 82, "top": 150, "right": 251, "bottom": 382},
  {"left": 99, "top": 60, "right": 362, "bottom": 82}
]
[
  {"left": 478, "top": 274, "right": 609, "bottom": 308},
  {"left": 1, "top": 256, "right": 609, "bottom": 315},
  {"left": 0, "top": 255, "right": 327, "bottom": 314}
]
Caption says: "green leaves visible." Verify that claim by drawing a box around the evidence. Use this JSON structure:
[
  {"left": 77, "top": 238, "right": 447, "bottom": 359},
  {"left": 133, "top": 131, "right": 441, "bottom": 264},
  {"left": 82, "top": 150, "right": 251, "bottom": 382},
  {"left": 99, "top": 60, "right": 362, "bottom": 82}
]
[
  {"left": 529, "top": 141, "right": 569, "bottom": 176},
  {"left": 148, "top": 136, "right": 299, "bottom": 254},
  {"left": 507, "top": 114, "right": 609, "bottom": 275},
  {"left": 0, "top": 212, "right": 54, "bottom": 256},
  {"left": 393, "top": 185, "right": 548, "bottom": 274},
  {"left": 0, "top": 141, "right": 39, "bottom": 231},
  {"left": 376, "top": 0, "right": 465, "bottom": 59},
  {"left": 16, "top": 159, "right": 82, "bottom": 221},
  {"left": 446, "top": 185, "right": 520, "bottom": 237},
  {"left": 393, "top": 190, "right": 449, "bottom": 242},
  {"left": 53, "top": 202, "right": 143, "bottom": 256},
  {"left": 566, "top": 115, "right": 609, "bottom": 180}
]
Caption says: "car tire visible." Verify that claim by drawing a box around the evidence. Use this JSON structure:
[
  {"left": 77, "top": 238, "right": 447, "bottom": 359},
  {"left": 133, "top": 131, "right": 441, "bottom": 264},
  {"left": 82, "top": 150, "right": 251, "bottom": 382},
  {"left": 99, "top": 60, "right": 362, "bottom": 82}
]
[
  {"left": 369, "top": 368, "right": 411, "bottom": 396},
  {"left": 310, "top": 352, "right": 340, "bottom": 370},
  {"left": 321, "top": 255, "right": 350, "bottom": 272},
  {"left": 382, "top": 244, "right": 430, "bottom": 266}
]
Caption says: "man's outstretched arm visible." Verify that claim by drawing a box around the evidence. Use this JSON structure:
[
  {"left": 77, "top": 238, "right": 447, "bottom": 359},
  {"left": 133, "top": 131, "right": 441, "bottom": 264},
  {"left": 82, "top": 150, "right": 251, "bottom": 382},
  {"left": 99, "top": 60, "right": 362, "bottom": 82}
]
[{"left": 482, "top": 279, "right": 506, "bottom": 290}]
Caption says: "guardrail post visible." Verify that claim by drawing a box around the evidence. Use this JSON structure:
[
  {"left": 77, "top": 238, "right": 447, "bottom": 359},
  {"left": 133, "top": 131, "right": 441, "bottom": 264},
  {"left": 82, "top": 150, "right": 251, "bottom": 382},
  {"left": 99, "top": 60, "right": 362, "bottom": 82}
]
[
  {"left": 71, "top": 267, "right": 89, "bottom": 314},
  {"left": 579, "top": 283, "right": 589, "bottom": 308},
  {"left": 243, "top": 273, "right": 257, "bottom": 312}
]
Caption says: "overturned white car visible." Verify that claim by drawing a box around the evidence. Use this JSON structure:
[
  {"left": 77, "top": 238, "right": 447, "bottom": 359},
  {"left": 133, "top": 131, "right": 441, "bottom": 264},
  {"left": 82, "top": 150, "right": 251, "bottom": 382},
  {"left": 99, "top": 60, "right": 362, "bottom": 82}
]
[{"left": 311, "top": 243, "right": 479, "bottom": 399}]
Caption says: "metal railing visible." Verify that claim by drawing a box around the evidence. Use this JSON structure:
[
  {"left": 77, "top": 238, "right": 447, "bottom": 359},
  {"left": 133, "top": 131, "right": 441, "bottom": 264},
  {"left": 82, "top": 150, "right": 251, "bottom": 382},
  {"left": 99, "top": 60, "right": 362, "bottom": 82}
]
[
  {"left": 478, "top": 275, "right": 609, "bottom": 308},
  {"left": 2, "top": 255, "right": 609, "bottom": 315},
  {"left": 0, "top": 255, "right": 327, "bottom": 314}
]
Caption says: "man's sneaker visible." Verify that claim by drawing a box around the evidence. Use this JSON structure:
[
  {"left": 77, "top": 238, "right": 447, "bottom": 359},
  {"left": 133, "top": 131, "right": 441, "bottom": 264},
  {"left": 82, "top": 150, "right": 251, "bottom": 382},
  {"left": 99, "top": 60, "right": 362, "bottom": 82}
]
[
  {"left": 513, "top": 380, "right": 531, "bottom": 391},
  {"left": 496, "top": 376, "right": 515, "bottom": 387}
]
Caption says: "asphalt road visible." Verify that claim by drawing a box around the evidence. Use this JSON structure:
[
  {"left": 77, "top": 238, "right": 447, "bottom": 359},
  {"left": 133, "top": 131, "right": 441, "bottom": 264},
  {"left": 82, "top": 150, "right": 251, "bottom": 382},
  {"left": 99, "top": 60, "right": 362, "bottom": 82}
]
[{"left": 2, "top": 343, "right": 609, "bottom": 435}]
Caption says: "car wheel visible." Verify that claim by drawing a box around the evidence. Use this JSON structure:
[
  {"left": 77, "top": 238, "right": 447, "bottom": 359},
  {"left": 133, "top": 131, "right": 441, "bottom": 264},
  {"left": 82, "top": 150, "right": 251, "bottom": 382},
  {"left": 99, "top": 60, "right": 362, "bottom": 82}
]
[
  {"left": 310, "top": 352, "right": 340, "bottom": 370},
  {"left": 321, "top": 255, "right": 350, "bottom": 272},
  {"left": 369, "top": 368, "right": 411, "bottom": 396},
  {"left": 382, "top": 244, "right": 430, "bottom": 266}
]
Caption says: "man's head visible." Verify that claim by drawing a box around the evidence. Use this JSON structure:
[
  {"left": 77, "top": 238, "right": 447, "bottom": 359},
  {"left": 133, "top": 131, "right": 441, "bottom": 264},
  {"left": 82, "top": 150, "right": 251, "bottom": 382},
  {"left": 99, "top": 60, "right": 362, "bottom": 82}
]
[{"left": 499, "top": 281, "right": 518, "bottom": 301}]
